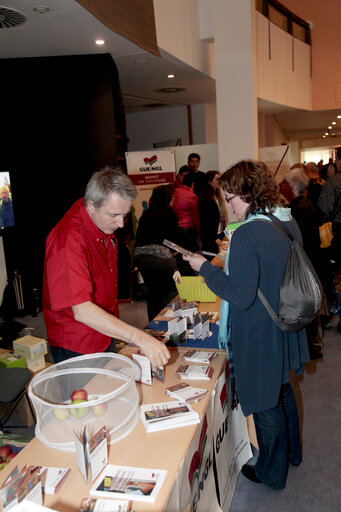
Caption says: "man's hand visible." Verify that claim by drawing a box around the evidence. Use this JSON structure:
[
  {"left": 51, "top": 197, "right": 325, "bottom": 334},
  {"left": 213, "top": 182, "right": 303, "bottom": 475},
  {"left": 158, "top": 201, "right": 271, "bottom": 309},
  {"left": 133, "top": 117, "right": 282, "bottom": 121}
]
[
  {"left": 182, "top": 253, "right": 207, "bottom": 272},
  {"left": 138, "top": 332, "right": 170, "bottom": 368},
  {"left": 72, "top": 301, "right": 170, "bottom": 367}
]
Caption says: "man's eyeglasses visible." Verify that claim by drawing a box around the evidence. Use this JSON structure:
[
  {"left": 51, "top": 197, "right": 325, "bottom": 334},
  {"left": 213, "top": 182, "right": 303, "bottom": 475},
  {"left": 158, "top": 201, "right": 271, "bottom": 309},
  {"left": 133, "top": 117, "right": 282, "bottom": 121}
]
[{"left": 225, "top": 195, "right": 237, "bottom": 205}]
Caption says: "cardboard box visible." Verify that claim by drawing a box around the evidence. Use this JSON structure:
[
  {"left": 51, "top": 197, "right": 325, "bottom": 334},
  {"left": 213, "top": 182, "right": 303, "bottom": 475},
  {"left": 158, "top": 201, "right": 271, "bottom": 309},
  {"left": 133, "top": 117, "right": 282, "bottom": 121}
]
[
  {"left": 13, "top": 335, "right": 47, "bottom": 360},
  {"left": 26, "top": 355, "right": 46, "bottom": 372},
  {"left": 0, "top": 352, "right": 26, "bottom": 368}
]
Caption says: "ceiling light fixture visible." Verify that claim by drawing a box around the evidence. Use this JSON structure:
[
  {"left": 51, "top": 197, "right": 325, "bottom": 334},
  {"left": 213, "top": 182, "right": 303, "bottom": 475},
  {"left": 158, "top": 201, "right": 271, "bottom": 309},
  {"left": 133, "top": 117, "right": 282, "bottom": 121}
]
[
  {"left": 33, "top": 6, "right": 50, "bottom": 14},
  {"left": 322, "top": 135, "right": 326, "bottom": 138},
  {"left": 332, "top": 121, "right": 336, "bottom": 125},
  {"left": 325, "top": 132, "right": 329, "bottom": 136},
  {"left": 95, "top": 39, "right": 105, "bottom": 45},
  {"left": 328, "top": 126, "right": 332, "bottom": 129},
  {"left": 167, "top": 74, "right": 175, "bottom": 79},
  {"left": 338, "top": 115, "right": 341, "bottom": 119}
]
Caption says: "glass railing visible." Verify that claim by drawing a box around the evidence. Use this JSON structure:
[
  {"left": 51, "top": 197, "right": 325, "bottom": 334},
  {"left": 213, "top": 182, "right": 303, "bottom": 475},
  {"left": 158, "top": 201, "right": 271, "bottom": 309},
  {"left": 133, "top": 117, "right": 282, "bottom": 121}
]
[{"left": 256, "top": 0, "right": 311, "bottom": 45}]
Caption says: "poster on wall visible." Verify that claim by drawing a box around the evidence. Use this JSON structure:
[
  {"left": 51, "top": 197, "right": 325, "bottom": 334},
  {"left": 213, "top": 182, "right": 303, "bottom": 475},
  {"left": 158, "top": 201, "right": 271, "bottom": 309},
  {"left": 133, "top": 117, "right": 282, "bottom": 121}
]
[
  {"left": 259, "top": 145, "right": 291, "bottom": 184},
  {"left": 126, "top": 150, "right": 176, "bottom": 222}
]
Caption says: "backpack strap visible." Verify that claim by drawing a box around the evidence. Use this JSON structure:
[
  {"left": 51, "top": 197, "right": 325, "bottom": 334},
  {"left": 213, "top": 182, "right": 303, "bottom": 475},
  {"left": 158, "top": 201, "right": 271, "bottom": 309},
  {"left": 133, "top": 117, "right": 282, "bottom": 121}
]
[{"left": 247, "top": 215, "right": 294, "bottom": 324}]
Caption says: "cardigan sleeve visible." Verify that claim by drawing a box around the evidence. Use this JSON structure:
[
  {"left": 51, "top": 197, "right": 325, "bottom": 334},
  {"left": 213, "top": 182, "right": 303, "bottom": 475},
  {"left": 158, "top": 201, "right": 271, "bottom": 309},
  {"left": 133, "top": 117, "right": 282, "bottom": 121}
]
[{"left": 200, "top": 228, "right": 260, "bottom": 310}]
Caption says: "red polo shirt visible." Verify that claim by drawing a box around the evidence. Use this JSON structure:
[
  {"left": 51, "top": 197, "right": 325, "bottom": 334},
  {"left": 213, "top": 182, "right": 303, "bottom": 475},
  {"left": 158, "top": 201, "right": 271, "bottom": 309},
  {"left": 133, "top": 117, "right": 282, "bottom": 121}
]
[{"left": 43, "top": 198, "right": 119, "bottom": 354}]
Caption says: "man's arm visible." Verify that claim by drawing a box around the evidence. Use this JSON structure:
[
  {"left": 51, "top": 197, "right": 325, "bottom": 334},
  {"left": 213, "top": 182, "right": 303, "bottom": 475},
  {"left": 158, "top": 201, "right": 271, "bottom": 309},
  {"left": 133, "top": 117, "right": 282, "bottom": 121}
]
[{"left": 72, "top": 301, "right": 170, "bottom": 368}]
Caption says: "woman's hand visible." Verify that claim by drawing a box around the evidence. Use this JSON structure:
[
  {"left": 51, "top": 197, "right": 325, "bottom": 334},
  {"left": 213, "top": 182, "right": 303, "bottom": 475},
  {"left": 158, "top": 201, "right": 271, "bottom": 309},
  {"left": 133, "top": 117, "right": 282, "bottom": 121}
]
[{"left": 182, "top": 253, "right": 207, "bottom": 272}]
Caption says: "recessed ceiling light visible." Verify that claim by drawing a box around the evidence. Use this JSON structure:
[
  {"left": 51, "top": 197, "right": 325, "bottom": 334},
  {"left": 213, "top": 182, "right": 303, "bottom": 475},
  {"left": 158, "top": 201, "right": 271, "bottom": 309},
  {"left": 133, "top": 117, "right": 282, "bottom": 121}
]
[
  {"left": 95, "top": 39, "right": 105, "bottom": 45},
  {"left": 325, "top": 132, "right": 329, "bottom": 135},
  {"left": 332, "top": 121, "right": 336, "bottom": 125},
  {"left": 155, "top": 87, "right": 186, "bottom": 93},
  {"left": 322, "top": 135, "right": 326, "bottom": 138},
  {"left": 33, "top": 6, "right": 49, "bottom": 14},
  {"left": 167, "top": 74, "right": 175, "bottom": 79},
  {"left": 338, "top": 115, "right": 341, "bottom": 119},
  {"left": 133, "top": 58, "right": 150, "bottom": 65},
  {"left": 328, "top": 126, "right": 332, "bottom": 129}
]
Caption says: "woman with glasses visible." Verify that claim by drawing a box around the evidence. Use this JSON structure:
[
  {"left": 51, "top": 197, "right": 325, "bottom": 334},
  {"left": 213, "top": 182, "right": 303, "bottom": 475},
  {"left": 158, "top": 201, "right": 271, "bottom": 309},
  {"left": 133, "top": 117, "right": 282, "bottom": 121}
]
[{"left": 183, "top": 160, "right": 309, "bottom": 491}]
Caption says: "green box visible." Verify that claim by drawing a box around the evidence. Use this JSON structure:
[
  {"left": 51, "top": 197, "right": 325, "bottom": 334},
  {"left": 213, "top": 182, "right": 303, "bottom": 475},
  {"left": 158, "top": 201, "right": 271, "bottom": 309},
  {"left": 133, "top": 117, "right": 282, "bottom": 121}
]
[{"left": 0, "top": 352, "right": 26, "bottom": 368}]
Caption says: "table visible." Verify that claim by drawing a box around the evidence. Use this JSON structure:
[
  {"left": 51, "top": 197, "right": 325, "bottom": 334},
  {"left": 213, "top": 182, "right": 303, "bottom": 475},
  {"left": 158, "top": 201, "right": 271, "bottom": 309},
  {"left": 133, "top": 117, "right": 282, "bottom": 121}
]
[{"left": 0, "top": 348, "right": 242, "bottom": 512}]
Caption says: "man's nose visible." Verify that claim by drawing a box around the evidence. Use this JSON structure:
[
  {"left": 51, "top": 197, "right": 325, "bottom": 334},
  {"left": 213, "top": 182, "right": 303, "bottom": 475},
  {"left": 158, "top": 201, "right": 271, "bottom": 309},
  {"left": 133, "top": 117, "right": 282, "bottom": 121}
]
[{"left": 116, "top": 215, "right": 125, "bottom": 228}]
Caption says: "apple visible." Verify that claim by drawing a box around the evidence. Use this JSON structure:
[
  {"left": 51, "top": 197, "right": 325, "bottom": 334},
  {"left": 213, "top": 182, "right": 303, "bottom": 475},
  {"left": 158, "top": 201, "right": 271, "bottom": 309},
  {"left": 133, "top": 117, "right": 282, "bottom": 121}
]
[
  {"left": 71, "top": 389, "right": 88, "bottom": 402},
  {"left": 53, "top": 407, "right": 69, "bottom": 421},
  {"left": 70, "top": 399, "right": 89, "bottom": 418},
  {"left": 91, "top": 403, "right": 107, "bottom": 416},
  {"left": 0, "top": 446, "right": 12, "bottom": 459},
  {"left": 7, "top": 453, "right": 17, "bottom": 461}
]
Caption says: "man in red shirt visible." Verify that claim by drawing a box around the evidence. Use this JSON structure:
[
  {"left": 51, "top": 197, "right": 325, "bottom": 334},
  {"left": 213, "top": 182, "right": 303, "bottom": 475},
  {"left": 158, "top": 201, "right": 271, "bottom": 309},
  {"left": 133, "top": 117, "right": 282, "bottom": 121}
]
[{"left": 43, "top": 168, "right": 170, "bottom": 367}]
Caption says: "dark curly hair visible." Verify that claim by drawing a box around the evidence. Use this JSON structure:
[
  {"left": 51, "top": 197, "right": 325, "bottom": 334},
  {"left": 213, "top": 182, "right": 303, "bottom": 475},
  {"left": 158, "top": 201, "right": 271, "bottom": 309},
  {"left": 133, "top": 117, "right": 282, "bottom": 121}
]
[{"left": 219, "top": 160, "right": 280, "bottom": 215}]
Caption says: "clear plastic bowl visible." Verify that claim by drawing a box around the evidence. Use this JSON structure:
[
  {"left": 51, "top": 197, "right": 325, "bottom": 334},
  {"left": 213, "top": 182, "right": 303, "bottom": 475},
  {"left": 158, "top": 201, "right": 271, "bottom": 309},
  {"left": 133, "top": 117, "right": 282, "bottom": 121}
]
[{"left": 28, "top": 353, "right": 139, "bottom": 451}]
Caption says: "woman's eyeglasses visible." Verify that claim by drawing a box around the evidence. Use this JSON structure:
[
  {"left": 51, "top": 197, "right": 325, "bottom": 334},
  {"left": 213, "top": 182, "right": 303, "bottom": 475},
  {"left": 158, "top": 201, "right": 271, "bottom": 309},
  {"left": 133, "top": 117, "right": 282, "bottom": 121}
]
[{"left": 225, "top": 195, "right": 237, "bottom": 205}]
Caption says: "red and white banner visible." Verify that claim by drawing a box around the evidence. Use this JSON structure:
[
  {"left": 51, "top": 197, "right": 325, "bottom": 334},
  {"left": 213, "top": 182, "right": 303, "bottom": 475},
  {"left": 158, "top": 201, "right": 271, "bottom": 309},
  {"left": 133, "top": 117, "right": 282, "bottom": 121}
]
[
  {"left": 126, "top": 150, "right": 176, "bottom": 221},
  {"left": 212, "top": 367, "right": 252, "bottom": 511}
]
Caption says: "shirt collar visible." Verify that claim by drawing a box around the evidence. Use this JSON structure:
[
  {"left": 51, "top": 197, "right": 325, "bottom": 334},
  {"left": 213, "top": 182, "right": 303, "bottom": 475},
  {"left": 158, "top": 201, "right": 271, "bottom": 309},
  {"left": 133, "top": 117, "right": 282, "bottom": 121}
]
[{"left": 79, "top": 199, "right": 117, "bottom": 244}]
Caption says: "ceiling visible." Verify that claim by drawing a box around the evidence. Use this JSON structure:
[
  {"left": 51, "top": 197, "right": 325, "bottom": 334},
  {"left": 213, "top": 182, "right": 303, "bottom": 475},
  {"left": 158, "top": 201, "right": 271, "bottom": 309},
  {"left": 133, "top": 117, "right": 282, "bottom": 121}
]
[
  {"left": 0, "top": 0, "right": 338, "bottom": 146},
  {"left": 0, "top": 0, "right": 216, "bottom": 114}
]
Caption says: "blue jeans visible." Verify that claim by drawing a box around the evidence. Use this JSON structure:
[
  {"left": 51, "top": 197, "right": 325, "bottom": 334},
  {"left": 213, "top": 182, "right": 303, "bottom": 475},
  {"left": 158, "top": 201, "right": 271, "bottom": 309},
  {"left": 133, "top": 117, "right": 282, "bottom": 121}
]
[
  {"left": 253, "top": 383, "right": 302, "bottom": 490},
  {"left": 49, "top": 339, "right": 117, "bottom": 364}
]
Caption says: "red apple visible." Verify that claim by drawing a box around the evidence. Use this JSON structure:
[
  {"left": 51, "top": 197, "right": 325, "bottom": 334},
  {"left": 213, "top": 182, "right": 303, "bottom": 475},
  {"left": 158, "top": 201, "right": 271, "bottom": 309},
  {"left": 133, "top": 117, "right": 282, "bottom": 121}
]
[
  {"left": 70, "top": 389, "right": 88, "bottom": 402},
  {"left": 0, "top": 445, "right": 12, "bottom": 459},
  {"left": 7, "top": 453, "right": 17, "bottom": 461},
  {"left": 91, "top": 403, "right": 107, "bottom": 416}
]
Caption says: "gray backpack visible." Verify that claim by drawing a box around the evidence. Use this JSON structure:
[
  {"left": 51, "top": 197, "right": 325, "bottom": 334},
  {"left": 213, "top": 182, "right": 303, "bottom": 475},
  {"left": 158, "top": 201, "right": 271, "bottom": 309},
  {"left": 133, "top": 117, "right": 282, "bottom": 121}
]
[{"left": 257, "top": 214, "right": 323, "bottom": 332}]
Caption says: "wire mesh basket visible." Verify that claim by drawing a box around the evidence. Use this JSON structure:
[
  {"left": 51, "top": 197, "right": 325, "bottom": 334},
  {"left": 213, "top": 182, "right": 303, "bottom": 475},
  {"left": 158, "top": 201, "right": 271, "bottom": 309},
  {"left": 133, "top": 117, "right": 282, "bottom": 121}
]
[
  {"left": 176, "top": 276, "right": 217, "bottom": 302},
  {"left": 28, "top": 353, "right": 139, "bottom": 451}
]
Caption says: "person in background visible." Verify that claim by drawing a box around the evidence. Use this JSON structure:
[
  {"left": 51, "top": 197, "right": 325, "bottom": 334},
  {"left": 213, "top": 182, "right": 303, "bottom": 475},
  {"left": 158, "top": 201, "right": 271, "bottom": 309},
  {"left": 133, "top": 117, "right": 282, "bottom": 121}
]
[
  {"left": 199, "top": 171, "right": 228, "bottom": 259},
  {"left": 321, "top": 157, "right": 337, "bottom": 180},
  {"left": 175, "top": 165, "right": 190, "bottom": 188},
  {"left": 43, "top": 167, "right": 170, "bottom": 367},
  {"left": 134, "top": 185, "right": 179, "bottom": 321},
  {"left": 305, "top": 161, "right": 325, "bottom": 206},
  {"left": 173, "top": 172, "right": 200, "bottom": 254},
  {"left": 280, "top": 165, "right": 326, "bottom": 359},
  {"left": 183, "top": 160, "right": 309, "bottom": 491},
  {"left": 187, "top": 152, "right": 207, "bottom": 198},
  {"left": 0, "top": 185, "right": 14, "bottom": 228}
]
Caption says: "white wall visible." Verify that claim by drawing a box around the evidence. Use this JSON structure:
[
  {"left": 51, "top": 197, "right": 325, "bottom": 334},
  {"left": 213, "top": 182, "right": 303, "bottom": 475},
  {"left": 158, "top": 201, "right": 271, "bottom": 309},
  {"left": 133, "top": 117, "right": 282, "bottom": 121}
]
[
  {"left": 153, "top": 0, "right": 214, "bottom": 78},
  {"left": 256, "top": 11, "right": 312, "bottom": 110},
  {"left": 126, "top": 106, "right": 189, "bottom": 151},
  {"left": 126, "top": 103, "right": 218, "bottom": 151}
]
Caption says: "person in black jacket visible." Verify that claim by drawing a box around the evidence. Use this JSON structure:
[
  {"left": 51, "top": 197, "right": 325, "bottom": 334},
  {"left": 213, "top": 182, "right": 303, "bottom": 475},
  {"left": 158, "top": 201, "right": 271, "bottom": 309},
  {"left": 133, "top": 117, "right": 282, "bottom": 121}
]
[
  {"left": 134, "top": 185, "right": 179, "bottom": 321},
  {"left": 199, "top": 171, "right": 228, "bottom": 259}
]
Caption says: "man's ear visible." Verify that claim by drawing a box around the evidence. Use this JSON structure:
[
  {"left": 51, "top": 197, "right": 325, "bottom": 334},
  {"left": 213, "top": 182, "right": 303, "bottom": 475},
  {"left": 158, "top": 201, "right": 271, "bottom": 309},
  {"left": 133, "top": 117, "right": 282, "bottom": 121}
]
[{"left": 87, "top": 200, "right": 95, "bottom": 213}]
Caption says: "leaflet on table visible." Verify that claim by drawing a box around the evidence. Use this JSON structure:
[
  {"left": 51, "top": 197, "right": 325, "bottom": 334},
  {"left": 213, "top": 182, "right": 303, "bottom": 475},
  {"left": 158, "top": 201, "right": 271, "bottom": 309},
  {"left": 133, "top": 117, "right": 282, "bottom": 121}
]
[
  {"left": 140, "top": 401, "right": 200, "bottom": 432},
  {"left": 181, "top": 302, "right": 197, "bottom": 322},
  {"left": 177, "top": 317, "right": 187, "bottom": 345},
  {"left": 143, "top": 328, "right": 169, "bottom": 344},
  {"left": 132, "top": 352, "right": 164, "bottom": 384},
  {"left": 201, "top": 312, "right": 210, "bottom": 340},
  {"left": 79, "top": 497, "right": 132, "bottom": 511},
  {"left": 172, "top": 300, "right": 183, "bottom": 317},
  {"left": 0, "top": 466, "right": 43, "bottom": 512},
  {"left": 90, "top": 465, "right": 167, "bottom": 503},
  {"left": 28, "top": 466, "right": 71, "bottom": 495},
  {"left": 74, "top": 426, "right": 108, "bottom": 483},
  {"left": 183, "top": 350, "right": 217, "bottom": 364},
  {"left": 165, "top": 382, "right": 208, "bottom": 403},
  {"left": 176, "top": 364, "right": 214, "bottom": 380}
]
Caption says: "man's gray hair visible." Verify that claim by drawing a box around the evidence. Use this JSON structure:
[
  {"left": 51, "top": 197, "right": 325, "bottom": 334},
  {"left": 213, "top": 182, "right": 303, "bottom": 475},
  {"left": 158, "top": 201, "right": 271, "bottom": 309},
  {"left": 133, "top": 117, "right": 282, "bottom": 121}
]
[
  {"left": 284, "top": 167, "right": 310, "bottom": 196},
  {"left": 85, "top": 166, "right": 137, "bottom": 208}
]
